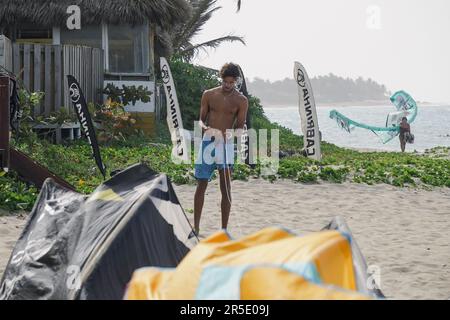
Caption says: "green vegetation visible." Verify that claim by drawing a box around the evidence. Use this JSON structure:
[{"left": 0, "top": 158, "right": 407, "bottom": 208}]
[
  {"left": 2, "top": 121, "right": 449, "bottom": 212},
  {"left": 247, "top": 74, "right": 390, "bottom": 106},
  {"left": 103, "top": 83, "right": 152, "bottom": 106},
  {"left": 0, "top": 171, "right": 39, "bottom": 211},
  {"left": 166, "top": 58, "right": 221, "bottom": 130}
]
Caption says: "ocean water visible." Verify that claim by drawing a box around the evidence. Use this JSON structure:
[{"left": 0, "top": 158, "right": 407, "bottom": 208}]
[{"left": 263, "top": 105, "right": 450, "bottom": 152}]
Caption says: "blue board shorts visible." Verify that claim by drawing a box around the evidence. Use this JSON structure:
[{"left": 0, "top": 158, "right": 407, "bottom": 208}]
[{"left": 194, "top": 136, "right": 235, "bottom": 181}]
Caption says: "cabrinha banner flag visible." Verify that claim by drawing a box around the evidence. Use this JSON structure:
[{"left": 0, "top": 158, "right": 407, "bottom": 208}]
[
  {"left": 67, "top": 75, "right": 106, "bottom": 178},
  {"left": 294, "top": 62, "right": 321, "bottom": 161},
  {"left": 160, "top": 57, "right": 190, "bottom": 164}
]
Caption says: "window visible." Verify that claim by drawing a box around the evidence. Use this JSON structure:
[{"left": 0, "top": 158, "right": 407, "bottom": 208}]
[
  {"left": 60, "top": 23, "right": 151, "bottom": 75},
  {"left": 12, "top": 23, "right": 52, "bottom": 43},
  {"left": 60, "top": 25, "right": 102, "bottom": 49},
  {"left": 17, "top": 27, "right": 52, "bottom": 40},
  {"left": 108, "top": 24, "right": 149, "bottom": 74}
]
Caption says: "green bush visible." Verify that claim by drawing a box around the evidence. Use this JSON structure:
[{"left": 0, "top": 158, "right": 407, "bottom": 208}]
[
  {"left": 165, "top": 58, "right": 221, "bottom": 130},
  {"left": 319, "top": 167, "right": 349, "bottom": 183},
  {"left": 0, "top": 172, "right": 38, "bottom": 211},
  {"left": 103, "top": 83, "right": 152, "bottom": 106}
]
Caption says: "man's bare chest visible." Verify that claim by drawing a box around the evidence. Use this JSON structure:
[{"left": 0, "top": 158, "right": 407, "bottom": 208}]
[{"left": 209, "top": 96, "right": 239, "bottom": 116}]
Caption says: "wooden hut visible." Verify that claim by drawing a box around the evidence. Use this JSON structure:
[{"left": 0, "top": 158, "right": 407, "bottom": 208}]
[{"left": 0, "top": 0, "right": 190, "bottom": 136}]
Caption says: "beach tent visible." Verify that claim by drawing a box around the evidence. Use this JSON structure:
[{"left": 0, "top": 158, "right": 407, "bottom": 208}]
[
  {"left": 0, "top": 164, "right": 198, "bottom": 300},
  {"left": 125, "top": 217, "right": 384, "bottom": 300}
]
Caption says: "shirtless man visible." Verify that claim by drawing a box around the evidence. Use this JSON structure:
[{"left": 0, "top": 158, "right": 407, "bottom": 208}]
[
  {"left": 399, "top": 117, "right": 411, "bottom": 153},
  {"left": 194, "top": 63, "right": 249, "bottom": 236}
]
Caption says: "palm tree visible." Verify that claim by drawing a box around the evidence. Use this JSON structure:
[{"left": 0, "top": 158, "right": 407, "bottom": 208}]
[{"left": 159, "top": 0, "right": 245, "bottom": 61}]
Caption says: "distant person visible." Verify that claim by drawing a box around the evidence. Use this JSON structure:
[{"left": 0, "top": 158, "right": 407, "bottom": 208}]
[{"left": 399, "top": 117, "right": 411, "bottom": 152}]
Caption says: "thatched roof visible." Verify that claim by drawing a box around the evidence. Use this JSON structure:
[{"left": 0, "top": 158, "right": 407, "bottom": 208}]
[{"left": 0, "top": 0, "right": 191, "bottom": 28}]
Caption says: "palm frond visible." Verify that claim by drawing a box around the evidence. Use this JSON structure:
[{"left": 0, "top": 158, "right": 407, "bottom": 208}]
[
  {"left": 168, "top": 0, "right": 245, "bottom": 62},
  {"left": 172, "top": 0, "right": 219, "bottom": 49},
  {"left": 178, "top": 35, "right": 245, "bottom": 60}
]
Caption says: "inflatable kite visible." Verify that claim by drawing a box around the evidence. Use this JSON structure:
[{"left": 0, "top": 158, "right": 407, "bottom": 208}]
[
  {"left": 125, "top": 217, "right": 384, "bottom": 300},
  {"left": 329, "top": 91, "right": 418, "bottom": 144}
]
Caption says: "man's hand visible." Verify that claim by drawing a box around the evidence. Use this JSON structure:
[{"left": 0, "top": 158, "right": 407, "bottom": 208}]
[
  {"left": 205, "top": 127, "right": 223, "bottom": 137},
  {"left": 234, "top": 128, "right": 245, "bottom": 138},
  {"left": 198, "top": 119, "right": 210, "bottom": 131}
]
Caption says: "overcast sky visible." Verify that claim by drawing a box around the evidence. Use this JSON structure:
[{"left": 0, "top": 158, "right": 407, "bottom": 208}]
[{"left": 192, "top": 0, "right": 450, "bottom": 103}]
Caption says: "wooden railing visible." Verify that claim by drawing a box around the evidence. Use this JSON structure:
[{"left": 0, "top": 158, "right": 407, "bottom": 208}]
[
  {"left": 0, "top": 35, "right": 12, "bottom": 71},
  {"left": 10, "top": 42, "right": 104, "bottom": 117}
]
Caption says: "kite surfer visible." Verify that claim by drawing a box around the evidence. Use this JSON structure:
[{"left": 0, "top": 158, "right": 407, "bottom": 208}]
[
  {"left": 193, "top": 63, "right": 249, "bottom": 237},
  {"left": 399, "top": 117, "right": 412, "bottom": 152}
]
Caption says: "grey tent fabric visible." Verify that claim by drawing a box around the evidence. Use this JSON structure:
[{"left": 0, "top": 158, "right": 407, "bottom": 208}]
[
  {"left": 323, "top": 216, "right": 385, "bottom": 299},
  {"left": 0, "top": 163, "right": 198, "bottom": 300}
]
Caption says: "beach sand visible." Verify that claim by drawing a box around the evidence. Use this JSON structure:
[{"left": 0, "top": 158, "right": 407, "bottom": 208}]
[
  {"left": 0, "top": 212, "right": 27, "bottom": 280},
  {"left": 1, "top": 181, "right": 449, "bottom": 299}
]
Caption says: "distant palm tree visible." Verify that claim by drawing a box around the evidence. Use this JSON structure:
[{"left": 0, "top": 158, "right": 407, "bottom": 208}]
[{"left": 160, "top": 0, "right": 245, "bottom": 61}]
